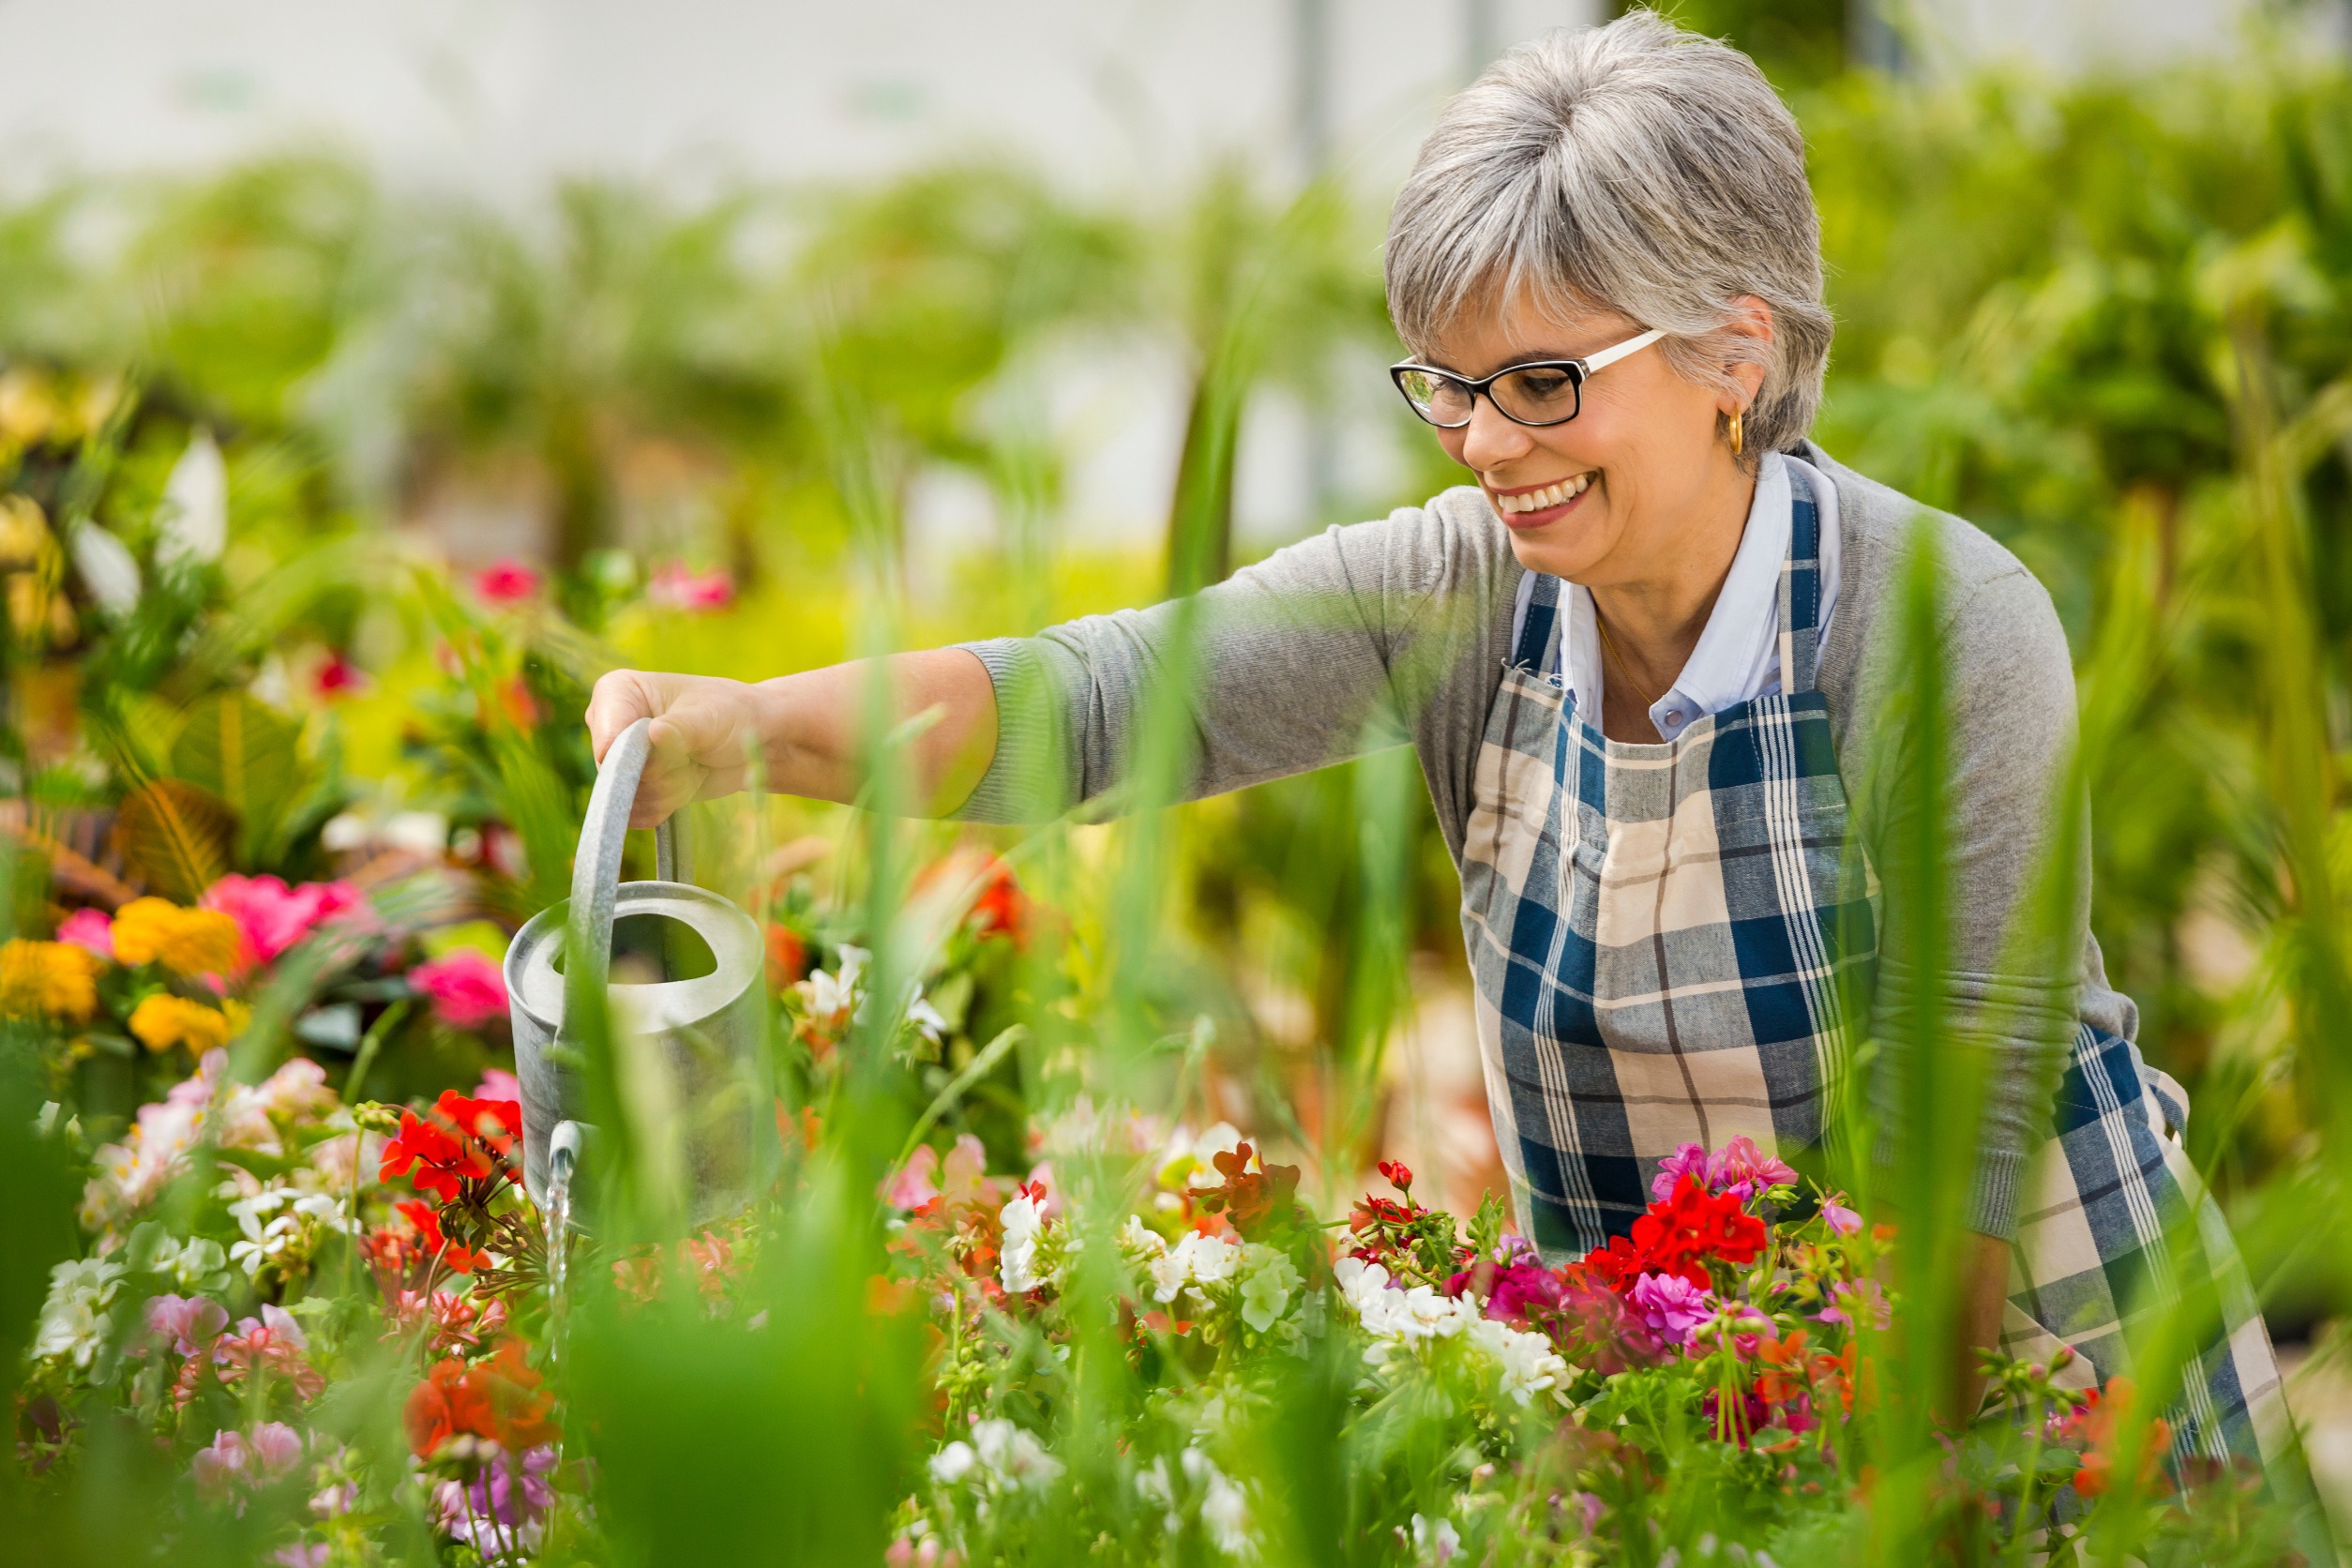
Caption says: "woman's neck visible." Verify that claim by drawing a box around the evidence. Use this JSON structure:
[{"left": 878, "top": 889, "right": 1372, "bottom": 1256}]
[{"left": 1588, "top": 463, "right": 1757, "bottom": 706}]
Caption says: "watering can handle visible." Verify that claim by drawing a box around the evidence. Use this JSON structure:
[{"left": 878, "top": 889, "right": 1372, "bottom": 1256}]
[{"left": 561, "top": 717, "right": 684, "bottom": 1024}]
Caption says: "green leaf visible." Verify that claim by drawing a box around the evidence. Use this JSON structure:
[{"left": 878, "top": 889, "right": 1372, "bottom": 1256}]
[{"left": 169, "top": 690, "right": 299, "bottom": 867}]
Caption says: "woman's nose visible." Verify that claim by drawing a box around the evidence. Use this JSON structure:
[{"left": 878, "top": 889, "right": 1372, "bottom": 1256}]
[{"left": 1457, "top": 397, "right": 1532, "bottom": 475}]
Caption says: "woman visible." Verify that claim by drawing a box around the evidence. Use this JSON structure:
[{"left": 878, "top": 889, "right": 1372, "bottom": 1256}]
[{"left": 587, "top": 14, "right": 2285, "bottom": 1468}]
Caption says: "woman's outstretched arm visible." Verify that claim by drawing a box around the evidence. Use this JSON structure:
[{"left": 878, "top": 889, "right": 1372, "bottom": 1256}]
[{"left": 584, "top": 650, "right": 1000, "bottom": 830}]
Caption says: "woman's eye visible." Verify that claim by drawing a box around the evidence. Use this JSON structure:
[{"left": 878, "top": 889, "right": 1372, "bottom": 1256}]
[{"left": 1513, "top": 370, "right": 1572, "bottom": 399}]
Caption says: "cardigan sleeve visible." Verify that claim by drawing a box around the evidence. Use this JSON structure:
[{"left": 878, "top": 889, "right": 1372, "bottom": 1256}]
[
  {"left": 1861, "top": 560, "right": 2087, "bottom": 1242},
  {"left": 950, "top": 491, "right": 1508, "bottom": 825}
]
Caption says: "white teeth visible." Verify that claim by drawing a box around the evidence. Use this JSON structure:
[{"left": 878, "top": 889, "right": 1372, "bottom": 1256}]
[{"left": 1496, "top": 475, "right": 1591, "bottom": 514}]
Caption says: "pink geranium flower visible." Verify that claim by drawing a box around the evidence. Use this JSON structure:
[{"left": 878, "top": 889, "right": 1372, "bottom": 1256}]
[
  {"left": 1628, "top": 1272, "right": 1715, "bottom": 1348},
  {"left": 1817, "top": 1276, "right": 1891, "bottom": 1331},
  {"left": 411, "top": 950, "right": 507, "bottom": 1030},
  {"left": 1821, "top": 1198, "right": 1863, "bottom": 1236},
  {"left": 474, "top": 1067, "right": 522, "bottom": 1104},
  {"left": 647, "top": 563, "right": 734, "bottom": 611},
  {"left": 474, "top": 559, "right": 542, "bottom": 605},
  {"left": 191, "top": 1429, "right": 249, "bottom": 1500},
  {"left": 145, "top": 1293, "right": 229, "bottom": 1356},
  {"left": 203, "top": 875, "right": 366, "bottom": 965},
  {"left": 56, "top": 908, "right": 114, "bottom": 960},
  {"left": 1650, "top": 1142, "right": 1712, "bottom": 1202},
  {"left": 1706, "top": 1136, "right": 1799, "bottom": 1201},
  {"left": 311, "top": 652, "right": 369, "bottom": 700}
]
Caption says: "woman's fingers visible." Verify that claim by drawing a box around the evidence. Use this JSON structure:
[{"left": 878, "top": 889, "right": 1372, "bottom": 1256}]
[{"left": 587, "top": 671, "right": 761, "bottom": 828}]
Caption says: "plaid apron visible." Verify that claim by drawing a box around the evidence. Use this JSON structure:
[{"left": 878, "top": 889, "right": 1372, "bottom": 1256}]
[{"left": 1459, "top": 483, "right": 2291, "bottom": 1472}]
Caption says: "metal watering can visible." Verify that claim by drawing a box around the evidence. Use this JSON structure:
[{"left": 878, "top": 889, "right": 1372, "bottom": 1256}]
[{"left": 503, "top": 717, "right": 778, "bottom": 1229}]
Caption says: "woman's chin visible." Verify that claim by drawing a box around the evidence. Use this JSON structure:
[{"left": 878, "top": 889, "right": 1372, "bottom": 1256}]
[{"left": 1503, "top": 520, "right": 1608, "bottom": 582}]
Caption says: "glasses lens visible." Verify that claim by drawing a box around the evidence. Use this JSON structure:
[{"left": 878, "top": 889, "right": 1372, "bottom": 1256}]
[
  {"left": 1397, "top": 368, "right": 1474, "bottom": 426},
  {"left": 1492, "top": 364, "right": 1582, "bottom": 425}
]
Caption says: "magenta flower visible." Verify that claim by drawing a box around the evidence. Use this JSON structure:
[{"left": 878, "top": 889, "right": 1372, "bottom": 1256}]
[
  {"left": 1820, "top": 1198, "right": 1862, "bottom": 1236},
  {"left": 647, "top": 563, "right": 735, "bottom": 611},
  {"left": 474, "top": 1067, "right": 522, "bottom": 1104},
  {"left": 272, "top": 1546, "right": 329, "bottom": 1568},
  {"left": 56, "top": 908, "right": 114, "bottom": 960},
  {"left": 249, "top": 1421, "right": 305, "bottom": 1478},
  {"left": 433, "top": 1443, "right": 556, "bottom": 1560},
  {"left": 203, "top": 875, "right": 366, "bottom": 964},
  {"left": 145, "top": 1292, "right": 229, "bottom": 1355},
  {"left": 1706, "top": 1136, "right": 1798, "bottom": 1200},
  {"left": 191, "top": 1430, "right": 248, "bottom": 1499},
  {"left": 1650, "top": 1142, "right": 1712, "bottom": 1202},
  {"left": 411, "top": 950, "right": 507, "bottom": 1030},
  {"left": 1628, "top": 1272, "right": 1715, "bottom": 1348},
  {"left": 1817, "top": 1276, "right": 1891, "bottom": 1331},
  {"left": 474, "top": 560, "right": 542, "bottom": 605}
]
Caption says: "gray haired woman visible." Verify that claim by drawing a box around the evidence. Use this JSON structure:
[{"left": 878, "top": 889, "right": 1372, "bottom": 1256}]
[{"left": 589, "top": 13, "right": 2287, "bottom": 1470}]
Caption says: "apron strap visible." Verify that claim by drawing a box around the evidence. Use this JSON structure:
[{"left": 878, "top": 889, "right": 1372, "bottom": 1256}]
[
  {"left": 1779, "top": 463, "right": 1826, "bottom": 696},
  {"left": 1507, "top": 569, "right": 1563, "bottom": 674}
]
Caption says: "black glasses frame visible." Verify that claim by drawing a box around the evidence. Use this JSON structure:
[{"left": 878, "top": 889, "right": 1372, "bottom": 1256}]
[{"left": 1388, "top": 327, "right": 1667, "bottom": 430}]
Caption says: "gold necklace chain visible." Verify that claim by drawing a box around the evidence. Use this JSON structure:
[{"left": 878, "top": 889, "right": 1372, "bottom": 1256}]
[{"left": 1591, "top": 603, "right": 1662, "bottom": 711}]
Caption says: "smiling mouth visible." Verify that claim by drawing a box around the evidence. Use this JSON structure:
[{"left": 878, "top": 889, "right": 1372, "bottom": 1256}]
[{"left": 1492, "top": 473, "right": 1593, "bottom": 515}]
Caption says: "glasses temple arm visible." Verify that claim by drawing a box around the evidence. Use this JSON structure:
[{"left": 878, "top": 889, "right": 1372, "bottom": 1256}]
[{"left": 1576, "top": 328, "right": 1668, "bottom": 375}]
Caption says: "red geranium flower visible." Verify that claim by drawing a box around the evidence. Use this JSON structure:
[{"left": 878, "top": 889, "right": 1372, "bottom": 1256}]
[
  {"left": 380, "top": 1092, "right": 520, "bottom": 1204},
  {"left": 1628, "top": 1173, "right": 1768, "bottom": 1289},
  {"left": 395, "top": 1199, "right": 483, "bottom": 1274}
]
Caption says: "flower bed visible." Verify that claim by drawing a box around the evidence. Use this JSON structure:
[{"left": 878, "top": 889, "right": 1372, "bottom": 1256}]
[{"left": 16, "top": 867, "right": 2293, "bottom": 1565}]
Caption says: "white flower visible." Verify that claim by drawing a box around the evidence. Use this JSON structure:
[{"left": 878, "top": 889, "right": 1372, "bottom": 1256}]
[
  {"left": 1191, "top": 1450, "right": 1252, "bottom": 1557},
  {"left": 31, "top": 1258, "right": 124, "bottom": 1370},
  {"left": 69, "top": 520, "right": 141, "bottom": 616},
  {"left": 1237, "top": 1244, "right": 1300, "bottom": 1334},
  {"left": 150, "top": 1235, "right": 229, "bottom": 1290},
  {"left": 971, "top": 1418, "right": 1063, "bottom": 1488},
  {"left": 1119, "top": 1215, "right": 1167, "bottom": 1259},
  {"left": 907, "top": 992, "right": 948, "bottom": 1044},
  {"left": 1466, "top": 1317, "right": 1567, "bottom": 1406},
  {"left": 928, "top": 1440, "right": 977, "bottom": 1485},
  {"left": 999, "top": 1190, "right": 1048, "bottom": 1294},
  {"left": 1410, "top": 1513, "right": 1462, "bottom": 1564},
  {"left": 1172, "top": 1230, "right": 1237, "bottom": 1293},
  {"left": 158, "top": 428, "right": 227, "bottom": 565},
  {"left": 805, "top": 944, "right": 869, "bottom": 1018}
]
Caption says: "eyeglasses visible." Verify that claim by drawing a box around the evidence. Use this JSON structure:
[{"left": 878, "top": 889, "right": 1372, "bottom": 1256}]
[{"left": 1390, "top": 328, "right": 1666, "bottom": 429}]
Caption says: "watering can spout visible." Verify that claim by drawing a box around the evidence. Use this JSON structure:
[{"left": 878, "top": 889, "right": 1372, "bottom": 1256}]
[{"left": 503, "top": 717, "right": 777, "bottom": 1229}]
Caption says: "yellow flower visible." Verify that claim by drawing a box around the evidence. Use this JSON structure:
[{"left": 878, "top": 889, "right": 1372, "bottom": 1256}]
[
  {"left": 110, "top": 897, "right": 245, "bottom": 976},
  {"left": 128, "top": 993, "right": 243, "bottom": 1054},
  {"left": 0, "top": 940, "right": 100, "bottom": 1021}
]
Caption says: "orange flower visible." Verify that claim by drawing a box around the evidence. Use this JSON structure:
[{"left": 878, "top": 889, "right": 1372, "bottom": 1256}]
[
  {"left": 401, "top": 1340, "right": 558, "bottom": 1457},
  {"left": 2062, "top": 1378, "right": 2174, "bottom": 1499},
  {"left": 404, "top": 1356, "right": 497, "bottom": 1456},
  {"left": 1755, "top": 1328, "right": 1812, "bottom": 1406}
]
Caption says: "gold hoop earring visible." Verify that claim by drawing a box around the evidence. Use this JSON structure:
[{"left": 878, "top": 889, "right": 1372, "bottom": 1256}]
[{"left": 1727, "top": 407, "right": 1744, "bottom": 457}]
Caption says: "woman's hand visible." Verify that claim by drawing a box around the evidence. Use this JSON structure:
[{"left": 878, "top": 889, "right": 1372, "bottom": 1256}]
[
  {"left": 583, "top": 650, "right": 1002, "bottom": 828},
  {"left": 586, "top": 671, "right": 774, "bottom": 829}
]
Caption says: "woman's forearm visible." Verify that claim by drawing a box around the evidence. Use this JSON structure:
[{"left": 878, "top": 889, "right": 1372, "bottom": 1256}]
[
  {"left": 585, "top": 648, "right": 999, "bottom": 827},
  {"left": 749, "top": 649, "right": 1000, "bottom": 811}
]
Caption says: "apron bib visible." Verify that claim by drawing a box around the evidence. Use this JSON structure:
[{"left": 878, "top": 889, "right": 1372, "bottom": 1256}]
[{"left": 1459, "top": 478, "right": 2290, "bottom": 1470}]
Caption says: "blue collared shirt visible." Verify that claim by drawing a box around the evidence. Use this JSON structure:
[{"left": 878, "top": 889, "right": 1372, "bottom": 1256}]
[{"left": 1514, "top": 450, "right": 1842, "bottom": 741}]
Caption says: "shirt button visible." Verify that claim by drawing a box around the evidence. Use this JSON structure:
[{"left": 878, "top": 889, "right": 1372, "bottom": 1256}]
[{"left": 1665, "top": 709, "right": 1683, "bottom": 725}]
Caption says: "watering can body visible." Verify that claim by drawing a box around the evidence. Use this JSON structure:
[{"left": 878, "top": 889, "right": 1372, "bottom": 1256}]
[{"left": 504, "top": 718, "right": 778, "bottom": 1229}]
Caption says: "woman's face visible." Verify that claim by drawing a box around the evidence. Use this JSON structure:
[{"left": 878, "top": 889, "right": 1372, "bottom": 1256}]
[{"left": 1422, "top": 297, "right": 1758, "bottom": 587}]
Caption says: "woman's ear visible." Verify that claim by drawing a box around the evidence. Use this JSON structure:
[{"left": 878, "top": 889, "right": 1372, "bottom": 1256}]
[{"left": 1719, "top": 294, "right": 1775, "bottom": 412}]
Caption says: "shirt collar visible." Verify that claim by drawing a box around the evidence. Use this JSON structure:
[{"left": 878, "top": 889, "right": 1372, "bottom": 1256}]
[{"left": 1564, "top": 450, "right": 1790, "bottom": 742}]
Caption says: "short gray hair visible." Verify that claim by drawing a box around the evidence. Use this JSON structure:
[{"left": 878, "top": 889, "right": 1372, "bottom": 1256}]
[{"left": 1385, "top": 10, "right": 1832, "bottom": 461}]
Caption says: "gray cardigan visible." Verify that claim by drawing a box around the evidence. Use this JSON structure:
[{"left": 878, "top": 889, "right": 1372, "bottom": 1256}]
[{"left": 957, "top": 442, "right": 2134, "bottom": 1241}]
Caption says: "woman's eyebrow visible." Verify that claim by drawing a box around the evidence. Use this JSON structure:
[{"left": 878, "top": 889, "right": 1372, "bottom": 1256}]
[{"left": 1425, "top": 349, "right": 1584, "bottom": 376}]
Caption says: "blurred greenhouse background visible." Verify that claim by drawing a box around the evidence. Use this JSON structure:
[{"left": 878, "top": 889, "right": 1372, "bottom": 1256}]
[{"left": 9, "top": 0, "right": 2352, "bottom": 1556}]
